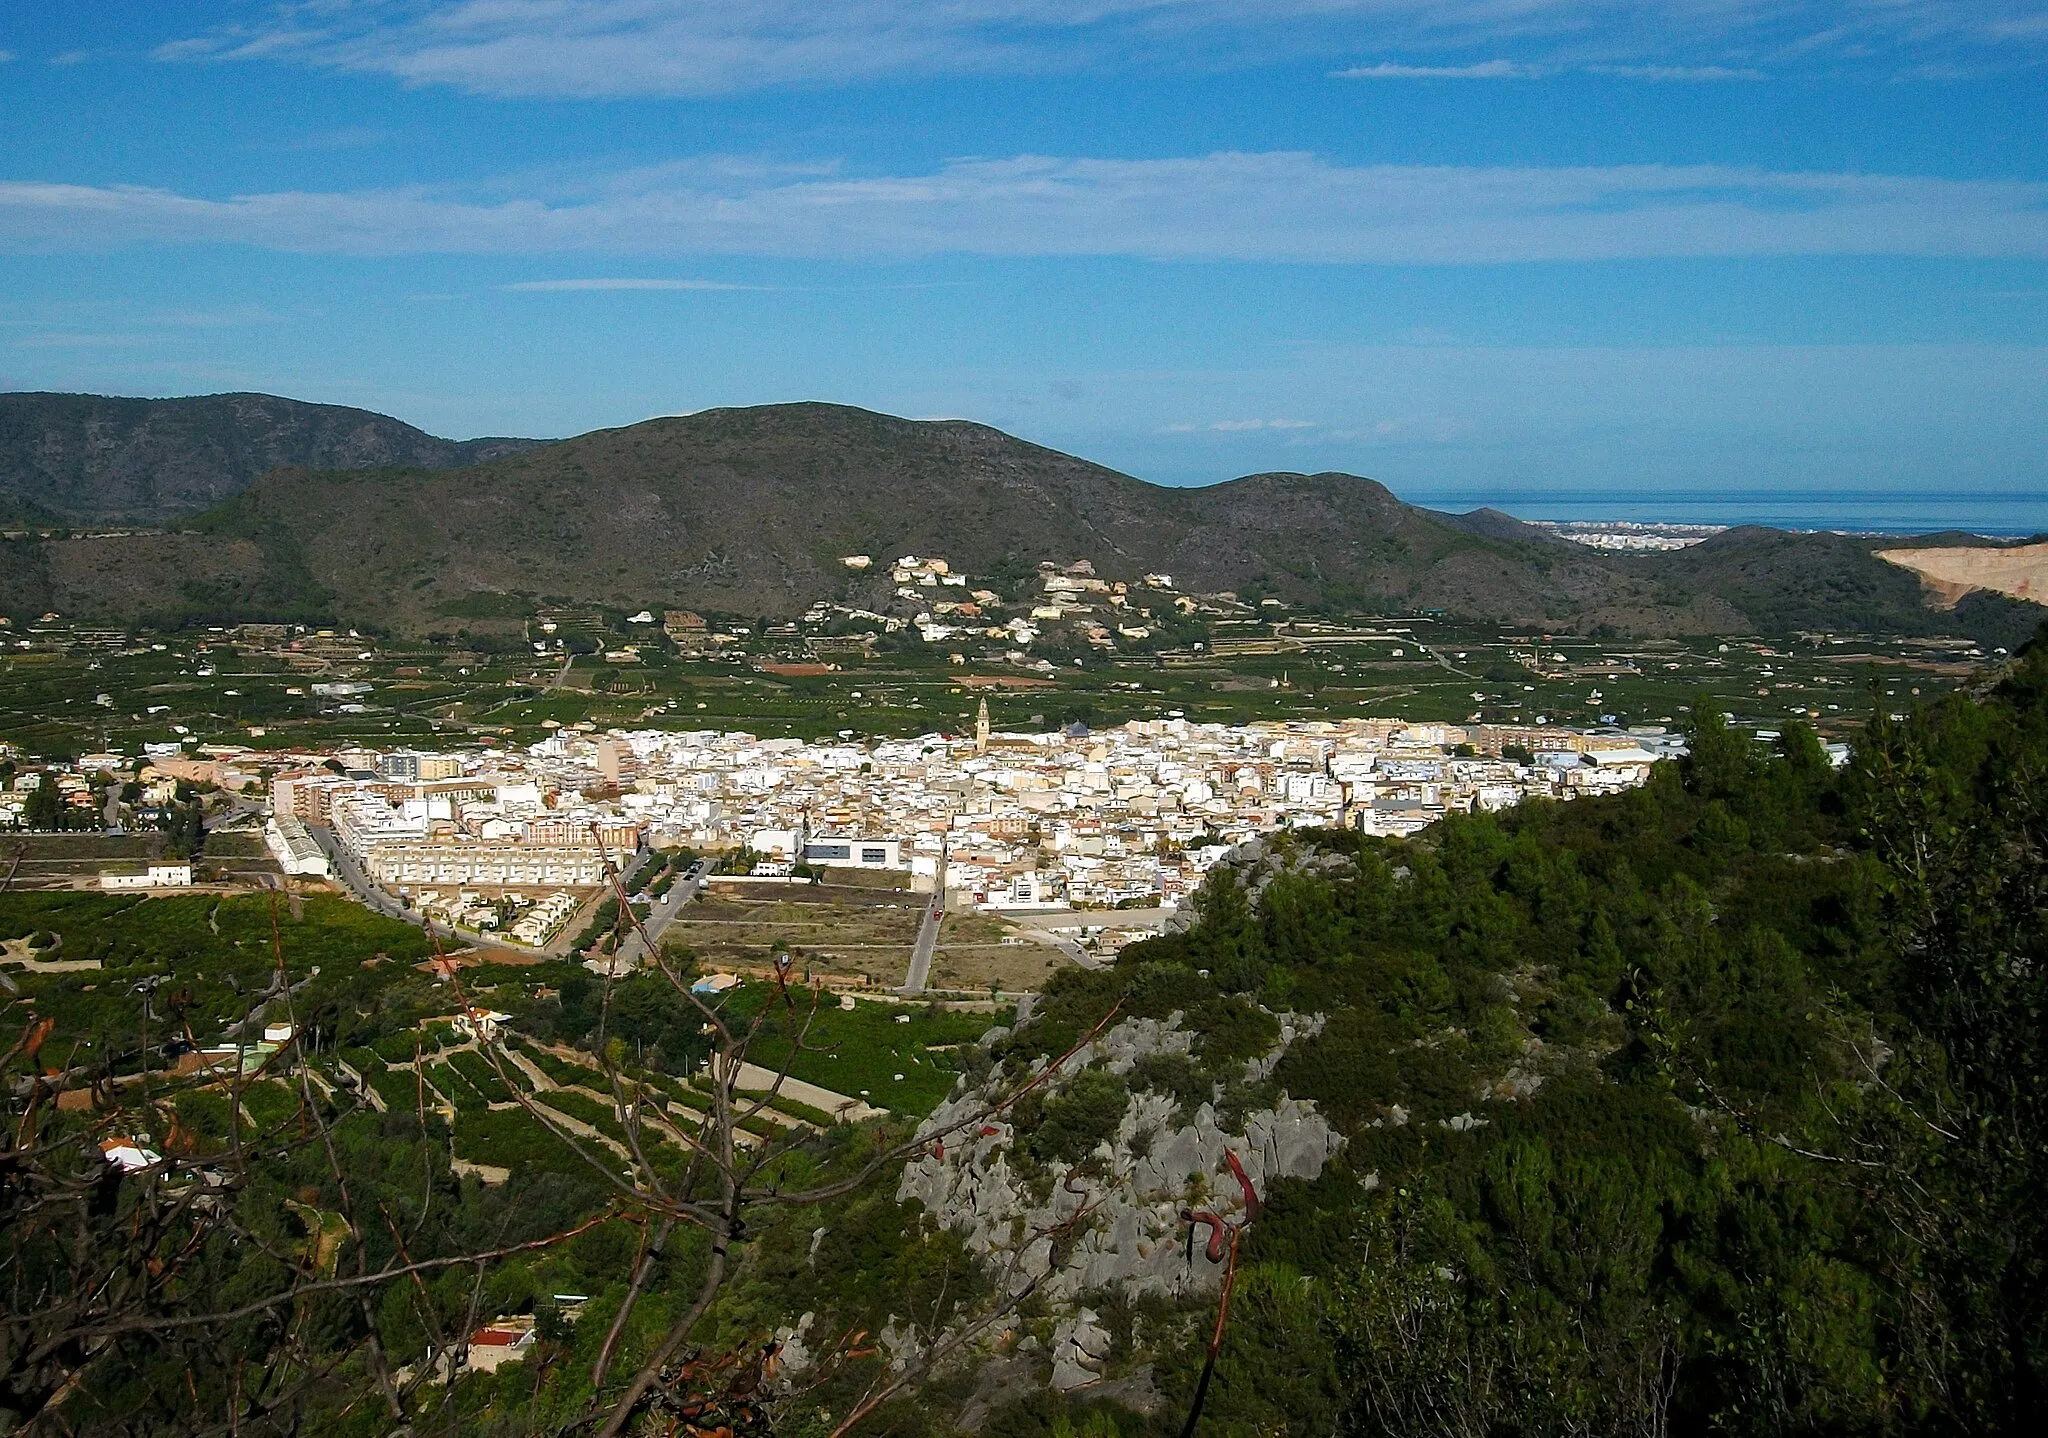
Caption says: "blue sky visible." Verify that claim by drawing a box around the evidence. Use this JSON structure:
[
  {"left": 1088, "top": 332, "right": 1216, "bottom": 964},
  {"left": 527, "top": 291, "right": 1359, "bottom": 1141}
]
[{"left": 2, "top": 2, "right": 2046, "bottom": 516}]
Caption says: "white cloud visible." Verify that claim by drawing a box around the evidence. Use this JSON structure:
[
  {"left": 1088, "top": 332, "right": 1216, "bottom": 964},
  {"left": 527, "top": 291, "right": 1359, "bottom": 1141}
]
[
  {"left": 144, "top": 306, "right": 289, "bottom": 328},
  {"left": 502, "top": 277, "right": 756, "bottom": 291},
  {"left": 0, "top": 50, "right": 14, "bottom": 64},
  {"left": 1584, "top": 63, "right": 1765, "bottom": 80},
  {"left": 1337, "top": 58, "right": 1768, "bottom": 81},
  {"left": 149, "top": 2, "right": 2048, "bottom": 98},
  {"left": 1988, "top": 13, "right": 2048, "bottom": 38},
  {"left": 1334, "top": 59, "right": 1531, "bottom": 78},
  {"left": 3, "top": 154, "right": 2045, "bottom": 264}
]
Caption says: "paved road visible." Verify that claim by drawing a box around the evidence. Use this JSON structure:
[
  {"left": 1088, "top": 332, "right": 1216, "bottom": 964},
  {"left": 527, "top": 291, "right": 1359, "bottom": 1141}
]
[
  {"left": 307, "top": 824, "right": 410, "bottom": 922},
  {"left": 1002, "top": 906, "right": 1182, "bottom": 932},
  {"left": 614, "top": 860, "right": 708, "bottom": 967},
  {"left": 539, "top": 846, "right": 656, "bottom": 958},
  {"left": 1047, "top": 932, "right": 1101, "bottom": 970},
  {"left": 999, "top": 905, "right": 1186, "bottom": 971},
  {"left": 901, "top": 842, "right": 947, "bottom": 996},
  {"left": 1421, "top": 642, "right": 1475, "bottom": 679},
  {"left": 305, "top": 822, "right": 470, "bottom": 948}
]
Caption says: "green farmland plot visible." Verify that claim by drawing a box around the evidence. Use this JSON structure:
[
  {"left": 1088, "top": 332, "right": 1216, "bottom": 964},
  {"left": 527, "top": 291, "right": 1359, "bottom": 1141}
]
[
  {"left": 0, "top": 890, "right": 437, "bottom": 1061},
  {"left": 721, "top": 992, "right": 1006, "bottom": 1116}
]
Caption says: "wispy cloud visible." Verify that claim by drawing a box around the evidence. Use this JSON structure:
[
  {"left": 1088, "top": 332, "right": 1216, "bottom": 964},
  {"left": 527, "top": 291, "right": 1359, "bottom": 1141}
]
[
  {"left": 0, "top": 50, "right": 14, "bottom": 64},
  {"left": 49, "top": 50, "right": 89, "bottom": 67},
  {"left": 1336, "top": 58, "right": 1767, "bottom": 82},
  {"left": 11, "top": 332, "right": 165, "bottom": 350},
  {"left": 502, "top": 277, "right": 757, "bottom": 291},
  {"left": 1334, "top": 59, "right": 1530, "bottom": 79},
  {"left": 144, "top": 306, "right": 289, "bottom": 328},
  {"left": 148, "top": 2, "right": 2048, "bottom": 99},
  {"left": 3, "top": 154, "right": 2045, "bottom": 264},
  {"left": 1584, "top": 63, "right": 1765, "bottom": 81}
]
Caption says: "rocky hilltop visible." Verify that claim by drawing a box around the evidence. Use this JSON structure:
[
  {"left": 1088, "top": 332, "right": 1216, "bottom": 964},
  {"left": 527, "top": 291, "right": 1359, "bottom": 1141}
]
[{"left": 0, "top": 391, "right": 542, "bottom": 525}]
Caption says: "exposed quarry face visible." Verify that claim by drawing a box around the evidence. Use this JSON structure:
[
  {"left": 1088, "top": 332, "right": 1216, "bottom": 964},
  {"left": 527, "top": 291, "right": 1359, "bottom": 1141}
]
[{"left": 1877, "top": 543, "right": 2048, "bottom": 609}]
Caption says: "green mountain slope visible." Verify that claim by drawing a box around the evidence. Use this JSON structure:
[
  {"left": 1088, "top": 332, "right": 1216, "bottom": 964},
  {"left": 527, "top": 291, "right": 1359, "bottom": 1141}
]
[
  {"left": 164, "top": 403, "right": 1716, "bottom": 633},
  {"left": 0, "top": 398, "right": 2035, "bottom": 643},
  {"left": 1611, "top": 526, "right": 2042, "bottom": 649},
  {"left": 0, "top": 391, "right": 544, "bottom": 524}
]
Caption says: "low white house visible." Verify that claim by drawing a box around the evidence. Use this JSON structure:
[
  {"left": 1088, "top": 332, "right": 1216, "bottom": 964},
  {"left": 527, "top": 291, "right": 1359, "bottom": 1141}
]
[
  {"left": 464, "top": 1318, "right": 536, "bottom": 1373},
  {"left": 801, "top": 836, "right": 905, "bottom": 870},
  {"left": 978, "top": 870, "right": 1068, "bottom": 911},
  {"left": 99, "top": 1138, "right": 162, "bottom": 1173},
  {"left": 100, "top": 864, "right": 194, "bottom": 891},
  {"left": 452, "top": 1008, "right": 512, "bottom": 1042}
]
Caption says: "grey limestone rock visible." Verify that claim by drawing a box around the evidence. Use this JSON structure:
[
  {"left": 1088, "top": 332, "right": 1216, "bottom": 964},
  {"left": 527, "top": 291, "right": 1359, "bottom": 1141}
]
[
  {"left": 878, "top": 1315, "right": 924, "bottom": 1374},
  {"left": 1050, "top": 1308, "right": 1113, "bottom": 1390},
  {"left": 899, "top": 1015, "right": 1344, "bottom": 1305},
  {"left": 1241, "top": 1011, "right": 1326, "bottom": 1082},
  {"left": 956, "top": 1353, "right": 1043, "bottom": 1432},
  {"left": 771, "top": 1312, "right": 816, "bottom": 1391}
]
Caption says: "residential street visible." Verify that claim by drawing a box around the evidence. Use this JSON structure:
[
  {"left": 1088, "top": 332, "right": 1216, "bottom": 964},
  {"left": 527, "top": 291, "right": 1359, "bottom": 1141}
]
[{"left": 613, "top": 859, "right": 708, "bottom": 967}]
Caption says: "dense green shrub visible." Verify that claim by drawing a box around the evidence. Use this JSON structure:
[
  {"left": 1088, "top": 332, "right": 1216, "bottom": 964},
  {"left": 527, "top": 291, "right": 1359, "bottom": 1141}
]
[{"left": 1020, "top": 1067, "right": 1128, "bottom": 1164}]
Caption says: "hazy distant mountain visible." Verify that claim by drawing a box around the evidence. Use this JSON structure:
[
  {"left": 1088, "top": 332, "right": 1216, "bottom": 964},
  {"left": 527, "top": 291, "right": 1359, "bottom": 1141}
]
[
  {"left": 0, "top": 391, "right": 544, "bottom": 525},
  {"left": 0, "top": 398, "right": 2037, "bottom": 647}
]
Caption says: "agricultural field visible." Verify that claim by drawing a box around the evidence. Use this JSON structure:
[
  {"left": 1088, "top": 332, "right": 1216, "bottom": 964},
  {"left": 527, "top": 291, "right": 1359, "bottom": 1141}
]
[
  {"left": 659, "top": 883, "right": 1066, "bottom": 995},
  {"left": 717, "top": 986, "right": 1008, "bottom": 1117},
  {"left": 0, "top": 611, "right": 1999, "bottom": 764},
  {"left": 0, "top": 889, "right": 439, "bottom": 1052},
  {"left": 0, "top": 886, "right": 992, "bottom": 1171},
  {"left": 922, "top": 915, "right": 1063, "bottom": 993}
]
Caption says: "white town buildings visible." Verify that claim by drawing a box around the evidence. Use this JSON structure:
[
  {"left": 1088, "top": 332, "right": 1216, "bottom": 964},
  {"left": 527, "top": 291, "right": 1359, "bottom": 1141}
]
[{"left": 285, "top": 715, "right": 1665, "bottom": 919}]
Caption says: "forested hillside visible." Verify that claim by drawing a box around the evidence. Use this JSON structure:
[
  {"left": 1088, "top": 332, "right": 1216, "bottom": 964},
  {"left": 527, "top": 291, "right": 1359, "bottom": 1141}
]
[
  {"left": 1005, "top": 640, "right": 2048, "bottom": 1435},
  {"left": 5, "top": 634, "right": 2045, "bottom": 1435}
]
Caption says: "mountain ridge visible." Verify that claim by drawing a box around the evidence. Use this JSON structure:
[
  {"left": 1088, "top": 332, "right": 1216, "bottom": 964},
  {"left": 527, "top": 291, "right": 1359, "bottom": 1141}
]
[
  {"left": 0, "top": 391, "right": 545, "bottom": 525},
  {"left": 0, "top": 395, "right": 2038, "bottom": 647}
]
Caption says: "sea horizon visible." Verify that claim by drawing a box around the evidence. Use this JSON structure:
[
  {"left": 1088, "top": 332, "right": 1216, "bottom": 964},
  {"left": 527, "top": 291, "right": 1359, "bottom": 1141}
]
[{"left": 1404, "top": 489, "right": 2046, "bottom": 538}]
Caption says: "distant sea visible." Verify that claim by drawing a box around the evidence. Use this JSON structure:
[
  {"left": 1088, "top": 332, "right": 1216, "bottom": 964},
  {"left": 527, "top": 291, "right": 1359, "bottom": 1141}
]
[{"left": 1403, "top": 490, "right": 2047, "bottom": 537}]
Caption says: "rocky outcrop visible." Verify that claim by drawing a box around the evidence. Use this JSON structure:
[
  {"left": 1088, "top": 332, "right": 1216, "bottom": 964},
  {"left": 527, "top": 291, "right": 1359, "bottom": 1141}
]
[
  {"left": 1050, "top": 1309, "right": 1114, "bottom": 1391},
  {"left": 898, "top": 1012, "right": 1343, "bottom": 1306}
]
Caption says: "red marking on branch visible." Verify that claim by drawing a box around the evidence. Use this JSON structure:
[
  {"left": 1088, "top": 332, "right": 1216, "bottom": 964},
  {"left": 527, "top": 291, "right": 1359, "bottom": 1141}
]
[
  {"left": 1223, "top": 1147, "right": 1258, "bottom": 1221},
  {"left": 1181, "top": 1208, "right": 1230, "bottom": 1264}
]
